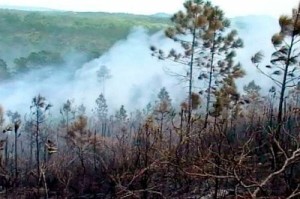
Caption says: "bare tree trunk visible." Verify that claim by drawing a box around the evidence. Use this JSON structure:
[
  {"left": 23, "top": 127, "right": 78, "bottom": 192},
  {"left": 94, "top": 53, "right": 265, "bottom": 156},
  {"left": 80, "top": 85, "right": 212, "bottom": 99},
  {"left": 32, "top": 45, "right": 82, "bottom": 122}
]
[
  {"left": 273, "top": 11, "right": 299, "bottom": 171},
  {"left": 4, "top": 136, "right": 8, "bottom": 167},
  {"left": 36, "top": 108, "right": 40, "bottom": 198},
  {"left": 14, "top": 123, "right": 19, "bottom": 188},
  {"left": 276, "top": 12, "right": 299, "bottom": 139},
  {"left": 204, "top": 31, "right": 216, "bottom": 129},
  {"left": 186, "top": 26, "right": 196, "bottom": 155},
  {"left": 29, "top": 133, "right": 33, "bottom": 170},
  {"left": 94, "top": 129, "right": 97, "bottom": 172}
]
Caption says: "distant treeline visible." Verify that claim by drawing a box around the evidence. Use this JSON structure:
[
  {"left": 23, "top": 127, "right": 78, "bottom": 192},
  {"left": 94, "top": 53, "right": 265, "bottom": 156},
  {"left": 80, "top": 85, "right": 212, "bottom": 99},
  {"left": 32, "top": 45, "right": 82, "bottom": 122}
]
[{"left": 0, "top": 9, "right": 168, "bottom": 79}]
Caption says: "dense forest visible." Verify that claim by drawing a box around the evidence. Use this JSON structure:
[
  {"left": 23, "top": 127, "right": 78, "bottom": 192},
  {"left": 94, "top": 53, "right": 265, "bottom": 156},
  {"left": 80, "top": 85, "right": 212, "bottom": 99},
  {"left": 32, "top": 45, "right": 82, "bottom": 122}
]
[
  {"left": 0, "top": 9, "right": 168, "bottom": 80},
  {"left": 1, "top": 0, "right": 300, "bottom": 198}
]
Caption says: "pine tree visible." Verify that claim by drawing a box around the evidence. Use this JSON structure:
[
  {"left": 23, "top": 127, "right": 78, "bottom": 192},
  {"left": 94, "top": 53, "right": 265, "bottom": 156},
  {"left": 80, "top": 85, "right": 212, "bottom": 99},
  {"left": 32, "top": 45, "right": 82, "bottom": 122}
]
[
  {"left": 0, "top": 59, "right": 9, "bottom": 80},
  {"left": 95, "top": 93, "right": 108, "bottom": 136},
  {"left": 97, "top": 65, "right": 111, "bottom": 94},
  {"left": 154, "top": 87, "right": 173, "bottom": 139},
  {"left": 30, "top": 95, "right": 52, "bottom": 193},
  {"left": 60, "top": 99, "right": 75, "bottom": 133},
  {"left": 7, "top": 111, "right": 21, "bottom": 179},
  {"left": 252, "top": 3, "right": 300, "bottom": 138},
  {"left": 67, "top": 115, "right": 92, "bottom": 180},
  {"left": 115, "top": 105, "right": 127, "bottom": 122},
  {"left": 243, "top": 81, "right": 262, "bottom": 124},
  {"left": 77, "top": 104, "right": 86, "bottom": 116},
  {"left": 210, "top": 76, "right": 240, "bottom": 120},
  {"left": 243, "top": 80, "right": 261, "bottom": 97},
  {"left": 151, "top": 0, "right": 244, "bottom": 130},
  {"left": 95, "top": 94, "right": 108, "bottom": 121}
]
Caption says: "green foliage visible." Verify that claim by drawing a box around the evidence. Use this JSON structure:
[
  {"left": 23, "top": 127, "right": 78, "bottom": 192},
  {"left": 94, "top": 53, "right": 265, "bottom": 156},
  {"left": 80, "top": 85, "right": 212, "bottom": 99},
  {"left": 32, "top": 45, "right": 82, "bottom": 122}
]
[
  {"left": 243, "top": 80, "right": 261, "bottom": 96},
  {"left": 77, "top": 104, "right": 87, "bottom": 116},
  {"left": 115, "top": 105, "right": 127, "bottom": 122},
  {"left": 95, "top": 94, "right": 108, "bottom": 120},
  {"left": 14, "top": 57, "right": 28, "bottom": 72},
  {"left": 0, "top": 9, "right": 168, "bottom": 78},
  {"left": 157, "top": 87, "right": 171, "bottom": 104},
  {"left": 26, "top": 50, "right": 64, "bottom": 67},
  {"left": 155, "top": 87, "right": 173, "bottom": 114},
  {"left": 31, "top": 95, "right": 52, "bottom": 115},
  {"left": 0, "top": 9, "right": 168, "bottom": 64},
  {"left": 0, "top": 58, "right": 9, "bottom": 79},
  {"left": 60, "top": 99, "right": 76, "bottom": 128},
  {"left": 251, "top": 51, "right": 264, "bottom": 66},
  {"left": 13, "top": 50, "right": 64, "bottom": 73}
]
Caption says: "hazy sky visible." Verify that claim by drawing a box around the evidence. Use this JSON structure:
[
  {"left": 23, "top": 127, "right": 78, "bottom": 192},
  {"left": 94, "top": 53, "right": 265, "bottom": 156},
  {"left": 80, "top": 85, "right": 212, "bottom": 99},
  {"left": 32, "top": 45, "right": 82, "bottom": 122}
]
[{"left": 0, "top": 0, "right": 298, "bottom": 17}]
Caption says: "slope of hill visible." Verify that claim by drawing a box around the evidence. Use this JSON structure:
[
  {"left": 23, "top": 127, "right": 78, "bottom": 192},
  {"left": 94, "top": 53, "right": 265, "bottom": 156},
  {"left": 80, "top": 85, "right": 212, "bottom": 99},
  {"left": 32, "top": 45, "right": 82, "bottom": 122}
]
[
  {"left": 0, "top": 11, "right": 279, "bottom": 115},
  {"left": 0, "top": 9, "right": 168, "bottom": 64},
  {"left": 0, "top": 8, "right": 278, "bottom": 86}
]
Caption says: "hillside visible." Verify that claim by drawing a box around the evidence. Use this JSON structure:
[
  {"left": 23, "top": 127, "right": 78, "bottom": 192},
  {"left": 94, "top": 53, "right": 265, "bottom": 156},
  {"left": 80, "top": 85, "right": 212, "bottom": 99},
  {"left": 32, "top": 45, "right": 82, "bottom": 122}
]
[
  {"left": 0, "top": 9, "right": 169, "bottom": 78},
  {"left": 0, "top": 3, "right": 298, "bottom": 198},
  {"left": 0, "top": 9, "right": 168, "bottom": 54},
  {"left": 0, "top": 9, "right": 278, "bottom": 84}
]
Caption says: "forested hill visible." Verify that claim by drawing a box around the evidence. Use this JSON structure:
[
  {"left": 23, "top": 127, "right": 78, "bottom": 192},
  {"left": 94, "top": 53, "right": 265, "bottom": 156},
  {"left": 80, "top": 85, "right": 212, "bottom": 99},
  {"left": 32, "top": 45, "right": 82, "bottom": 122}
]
[
  {"left": 0, "top": 9, "right": 168, "bottom": 55},
  {"left": 0, "top": 9, "right": 169, "bottom": 78},
  {"left": 0, "top": 8, "right": 276, "bottom": 82}
]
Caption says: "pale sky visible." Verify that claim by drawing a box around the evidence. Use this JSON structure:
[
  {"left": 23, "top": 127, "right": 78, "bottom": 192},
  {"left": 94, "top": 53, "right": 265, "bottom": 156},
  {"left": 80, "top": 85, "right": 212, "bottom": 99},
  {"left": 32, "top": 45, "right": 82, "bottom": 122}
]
[{"left": 0, "top": 0, "right": 298, "bottom": 18}]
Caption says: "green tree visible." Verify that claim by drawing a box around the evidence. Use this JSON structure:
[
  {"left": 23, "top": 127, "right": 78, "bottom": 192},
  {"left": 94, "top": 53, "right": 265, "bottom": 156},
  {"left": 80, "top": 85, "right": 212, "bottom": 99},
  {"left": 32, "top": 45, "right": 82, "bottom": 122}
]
[
  {"left": 0, "top": 59, "right": 9, "bottom": 80},
  {"left": 115, "top": 105, "right": 127, "bottom": 122},
  {"left": 77, "top": 104, "right": 86, "bottom": 116},
  {"left": 97, "top": 65, "right": 111, "bottom": 94},
  {"left": 95, "top": 94, "right": 108, "bottom": 120},
  {"left": 243, "top": 80, "right": 262, "bottom": 124},
  {"left": 14, "top": 57, "right": 28, "bottom": 72},
  {"left": 26, "top": 51, "right": 64, "bottom": 67},
  {"left": 243, "top": 80, "right": 261, "bottom": 96},
  {"left": 153, "top": 87, "right": 173, "bottom": 139},
  {"left": 60, "top": 99, "right": 76, "bottom": 133},
  {"left": 95, "top": 93, "right": 108, "bottom": 136}
]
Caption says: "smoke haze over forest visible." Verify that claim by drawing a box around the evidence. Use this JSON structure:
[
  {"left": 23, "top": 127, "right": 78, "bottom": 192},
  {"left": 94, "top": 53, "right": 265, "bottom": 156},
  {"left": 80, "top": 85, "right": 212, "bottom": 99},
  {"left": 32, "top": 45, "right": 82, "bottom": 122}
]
[
  {"left": 0, "top": 14, "right": 279, "bottom": 115},
  {"left": 1, "top": 1, "right": 300, "bottom": 198}
]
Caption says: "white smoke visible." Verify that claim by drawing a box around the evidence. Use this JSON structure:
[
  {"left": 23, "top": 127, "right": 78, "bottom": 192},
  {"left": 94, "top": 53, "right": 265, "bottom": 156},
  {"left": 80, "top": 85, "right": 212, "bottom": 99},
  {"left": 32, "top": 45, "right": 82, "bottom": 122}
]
[
  {"left": 0, "top": 15, "right": 280, "bottom": 115},
  {"left": 0, "top": 27, "right": 186, "bottom": 115},
  {"left": 233, "top": 15, "right": 280, "bottom": 92}
]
